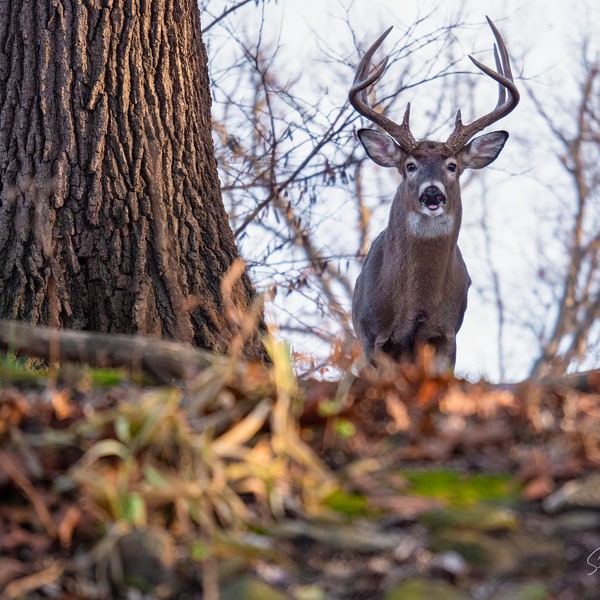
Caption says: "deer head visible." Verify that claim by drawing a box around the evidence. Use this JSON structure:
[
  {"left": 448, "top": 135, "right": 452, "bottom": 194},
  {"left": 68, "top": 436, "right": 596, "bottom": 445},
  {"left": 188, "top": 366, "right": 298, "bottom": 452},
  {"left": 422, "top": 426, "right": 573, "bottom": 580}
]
[{"left": 350, "top": 17, "right": 519, "bottom": 371}]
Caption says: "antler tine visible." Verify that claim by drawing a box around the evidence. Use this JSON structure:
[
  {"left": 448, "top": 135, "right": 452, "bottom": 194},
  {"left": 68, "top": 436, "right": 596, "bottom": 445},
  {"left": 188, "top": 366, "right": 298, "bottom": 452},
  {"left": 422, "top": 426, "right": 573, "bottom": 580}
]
[
  {"left": 351, "top": 26, "right": 392, "bottom": 86},
  {"left": 489, "top": 15, "right": 515, "bottom": 81},
  {"left": 349, "top": 26, "right": 418, "bottom": 153},
  {"left": 492, "top": 46, "right": 507, "bottom": 108},
  {"left": 446, "top": 16, "right": 520, "bottom": 153}
]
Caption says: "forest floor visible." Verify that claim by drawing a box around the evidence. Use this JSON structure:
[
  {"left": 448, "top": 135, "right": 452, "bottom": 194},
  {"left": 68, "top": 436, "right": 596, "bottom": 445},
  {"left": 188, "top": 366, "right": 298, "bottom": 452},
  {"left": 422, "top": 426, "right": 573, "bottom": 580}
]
[{"left": 0, "top": 324, "right": 600, "bottom": 600}]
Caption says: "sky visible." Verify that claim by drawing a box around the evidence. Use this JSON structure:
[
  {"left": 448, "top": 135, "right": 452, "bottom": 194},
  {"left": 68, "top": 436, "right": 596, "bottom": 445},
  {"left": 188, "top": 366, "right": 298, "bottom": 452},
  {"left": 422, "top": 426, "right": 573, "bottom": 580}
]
[{"left": 206, "top": 0, "right": 600, "bottom": 381}]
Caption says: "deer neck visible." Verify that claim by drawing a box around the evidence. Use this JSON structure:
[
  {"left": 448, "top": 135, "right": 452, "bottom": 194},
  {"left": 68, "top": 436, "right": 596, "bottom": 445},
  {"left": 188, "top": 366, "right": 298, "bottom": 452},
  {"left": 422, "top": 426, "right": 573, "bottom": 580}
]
[{"left": 385, "top": 199, "right": 461, "bottom": 303}]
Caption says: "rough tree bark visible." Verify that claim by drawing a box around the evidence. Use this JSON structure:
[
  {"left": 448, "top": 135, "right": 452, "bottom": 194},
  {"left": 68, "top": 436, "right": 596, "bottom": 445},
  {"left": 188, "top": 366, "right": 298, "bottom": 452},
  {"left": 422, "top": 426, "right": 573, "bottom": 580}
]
[{"left": 0, "top": 0, "right": 266, "bottom": 359}]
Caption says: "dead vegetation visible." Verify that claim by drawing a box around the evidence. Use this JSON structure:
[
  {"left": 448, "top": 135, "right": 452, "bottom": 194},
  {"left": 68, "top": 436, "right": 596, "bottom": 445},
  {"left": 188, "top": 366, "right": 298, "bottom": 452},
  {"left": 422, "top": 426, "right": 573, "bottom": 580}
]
[{"left": 0, "top": 321, "right": 599, "bottom": 599}]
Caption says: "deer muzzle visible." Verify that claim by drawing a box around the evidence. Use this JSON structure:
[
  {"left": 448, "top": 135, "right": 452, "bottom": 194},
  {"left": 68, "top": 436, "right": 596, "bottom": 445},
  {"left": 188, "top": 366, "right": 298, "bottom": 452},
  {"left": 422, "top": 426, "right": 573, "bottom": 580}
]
[{"left": 419, "top": 185, "right": 446, "bottom": 212}]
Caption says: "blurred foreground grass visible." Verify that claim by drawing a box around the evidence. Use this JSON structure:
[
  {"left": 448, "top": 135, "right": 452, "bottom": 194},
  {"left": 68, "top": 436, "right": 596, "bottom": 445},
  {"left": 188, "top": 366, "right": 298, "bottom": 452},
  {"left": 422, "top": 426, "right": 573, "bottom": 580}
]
[{"left": 0, "top": 332, "right": 599, "bottom": 599}]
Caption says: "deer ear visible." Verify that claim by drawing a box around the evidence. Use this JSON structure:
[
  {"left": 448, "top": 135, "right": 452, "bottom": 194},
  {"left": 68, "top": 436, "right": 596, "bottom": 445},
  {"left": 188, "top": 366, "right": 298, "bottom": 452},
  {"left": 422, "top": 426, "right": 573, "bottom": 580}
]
[
  {"left": 357, "top": 129, "right": 404, "bottom": 168},
  {"left": 460, "top": 131, "right": 508, "bottom": 170}
]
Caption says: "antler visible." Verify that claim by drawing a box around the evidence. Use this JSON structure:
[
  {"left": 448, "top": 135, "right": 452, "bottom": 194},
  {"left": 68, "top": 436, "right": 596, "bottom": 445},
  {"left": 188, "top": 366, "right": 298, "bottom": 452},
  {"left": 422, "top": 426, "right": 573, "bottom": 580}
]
[
  {"left": 348, "top": 26, "right": 418, "bottom": 153},
  {"left": 445, "top": 16, "right": 520, "bottom": 153}
]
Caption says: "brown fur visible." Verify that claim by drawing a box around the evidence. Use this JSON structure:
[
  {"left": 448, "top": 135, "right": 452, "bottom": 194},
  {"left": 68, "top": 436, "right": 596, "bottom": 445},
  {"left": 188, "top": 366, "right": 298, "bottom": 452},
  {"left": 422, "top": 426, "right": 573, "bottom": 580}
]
[{"left": 352, "top": 133, "right": 507, "bottom": 371}]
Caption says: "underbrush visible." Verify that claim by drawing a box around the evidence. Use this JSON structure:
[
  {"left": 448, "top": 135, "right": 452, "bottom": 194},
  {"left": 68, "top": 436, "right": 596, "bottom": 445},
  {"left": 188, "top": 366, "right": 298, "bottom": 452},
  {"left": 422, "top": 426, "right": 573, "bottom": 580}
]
[{"left": 0, "top": 333, "right": 599, "bottom": 599}]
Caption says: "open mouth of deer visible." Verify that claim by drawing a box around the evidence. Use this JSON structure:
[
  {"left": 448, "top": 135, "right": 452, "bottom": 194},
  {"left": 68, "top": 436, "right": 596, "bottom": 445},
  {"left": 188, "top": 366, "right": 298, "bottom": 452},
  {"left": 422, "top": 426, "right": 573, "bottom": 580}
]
[{"left": 419, "top": 185, "right": 446, "bottom": 213}]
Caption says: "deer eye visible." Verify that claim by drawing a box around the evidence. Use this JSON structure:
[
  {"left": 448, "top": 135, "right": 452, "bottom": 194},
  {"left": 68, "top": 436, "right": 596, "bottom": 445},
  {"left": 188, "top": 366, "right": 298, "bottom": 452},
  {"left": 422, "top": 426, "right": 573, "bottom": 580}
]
[
  {"left": 447, "top": 162, "right": 458, "bottom": 173},
  {"left": 406, "top": 161, "right": 417, "bottom": 173}
]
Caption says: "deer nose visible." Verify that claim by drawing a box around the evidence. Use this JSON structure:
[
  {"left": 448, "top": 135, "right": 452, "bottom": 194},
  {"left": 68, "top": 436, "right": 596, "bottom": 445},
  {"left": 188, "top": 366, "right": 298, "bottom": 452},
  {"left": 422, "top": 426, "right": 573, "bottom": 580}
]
[{"left": 419, "top": 185, "right": 446, "bottom": 210}]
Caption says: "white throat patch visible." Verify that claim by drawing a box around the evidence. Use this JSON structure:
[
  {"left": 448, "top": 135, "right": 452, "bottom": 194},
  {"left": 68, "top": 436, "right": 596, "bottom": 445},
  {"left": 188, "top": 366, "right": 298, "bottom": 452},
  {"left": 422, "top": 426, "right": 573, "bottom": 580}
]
[{"left": 408, "top": 212, "right": 455, "bottom": 238}]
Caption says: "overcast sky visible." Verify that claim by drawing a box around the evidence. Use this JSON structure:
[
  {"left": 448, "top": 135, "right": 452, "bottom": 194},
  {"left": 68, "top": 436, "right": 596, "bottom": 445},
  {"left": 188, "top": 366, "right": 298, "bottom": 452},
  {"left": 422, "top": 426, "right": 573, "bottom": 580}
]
[{"left": 206, "top": 0, "right": 600, "bottom": 381}]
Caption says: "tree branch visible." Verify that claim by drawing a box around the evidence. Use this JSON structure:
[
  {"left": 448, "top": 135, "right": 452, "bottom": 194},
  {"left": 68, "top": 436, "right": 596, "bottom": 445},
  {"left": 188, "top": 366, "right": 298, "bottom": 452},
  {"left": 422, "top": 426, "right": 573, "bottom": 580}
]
[{"left": 0, "top": 320, "right": 215, "bottom": 383}]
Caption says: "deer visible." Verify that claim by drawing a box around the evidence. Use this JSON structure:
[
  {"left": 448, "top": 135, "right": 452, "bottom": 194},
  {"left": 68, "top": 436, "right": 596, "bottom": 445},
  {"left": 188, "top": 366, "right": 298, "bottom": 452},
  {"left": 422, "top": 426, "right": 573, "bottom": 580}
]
[{"left": 350, "top": 17, "right": 519, "bottom": 372}]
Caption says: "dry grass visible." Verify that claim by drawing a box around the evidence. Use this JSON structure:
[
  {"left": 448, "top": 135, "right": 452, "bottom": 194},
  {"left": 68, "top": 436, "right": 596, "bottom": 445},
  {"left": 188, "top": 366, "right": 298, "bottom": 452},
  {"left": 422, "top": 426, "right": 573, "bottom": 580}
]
[{"left": 1, "top": 326, "right": 600, "bottom": 599}]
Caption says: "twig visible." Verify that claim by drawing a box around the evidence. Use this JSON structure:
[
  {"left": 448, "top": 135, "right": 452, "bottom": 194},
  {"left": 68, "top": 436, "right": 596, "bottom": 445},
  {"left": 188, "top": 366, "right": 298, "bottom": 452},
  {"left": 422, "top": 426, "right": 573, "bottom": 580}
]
[
  {"left": 2, "top": 563, "right": 64, "bottom": 600},
  {"left": 0, "top": 449, "right": 58, "bottom": 539},
  {"left": 0, "top": 320, "right": 216, "bottom": 383},
  {"left": 201, "top": 0, "right": 254, "bottom": 34}
]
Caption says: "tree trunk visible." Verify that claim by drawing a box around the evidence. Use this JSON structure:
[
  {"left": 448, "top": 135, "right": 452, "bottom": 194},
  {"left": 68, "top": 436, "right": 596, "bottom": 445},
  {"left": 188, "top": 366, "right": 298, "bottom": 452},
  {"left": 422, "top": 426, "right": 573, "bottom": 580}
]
[{"left": 0, "top": 0, "right": 266, "bottom": 360}]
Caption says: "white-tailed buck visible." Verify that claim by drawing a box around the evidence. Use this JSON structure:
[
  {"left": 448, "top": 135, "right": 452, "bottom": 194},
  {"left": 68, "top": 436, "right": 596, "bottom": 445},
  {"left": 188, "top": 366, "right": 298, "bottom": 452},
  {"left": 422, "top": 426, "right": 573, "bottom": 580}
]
[{"left": 350, "top": 17, "right": 519, "bottom": 371}]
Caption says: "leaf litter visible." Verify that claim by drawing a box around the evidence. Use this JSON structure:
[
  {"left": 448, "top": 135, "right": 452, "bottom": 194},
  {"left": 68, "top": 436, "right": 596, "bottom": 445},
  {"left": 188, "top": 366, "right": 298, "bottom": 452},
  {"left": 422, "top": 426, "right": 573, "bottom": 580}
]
[{"left": 0, "top": 341, "right": 600, "bottom": 599}]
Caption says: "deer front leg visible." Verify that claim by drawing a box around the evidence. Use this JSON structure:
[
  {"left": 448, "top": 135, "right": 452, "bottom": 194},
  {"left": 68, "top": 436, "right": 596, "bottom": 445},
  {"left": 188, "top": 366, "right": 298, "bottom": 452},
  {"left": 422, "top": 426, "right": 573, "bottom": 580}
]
[{"left": 414, "top": 324, "right": 457, "bottom": 373}]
